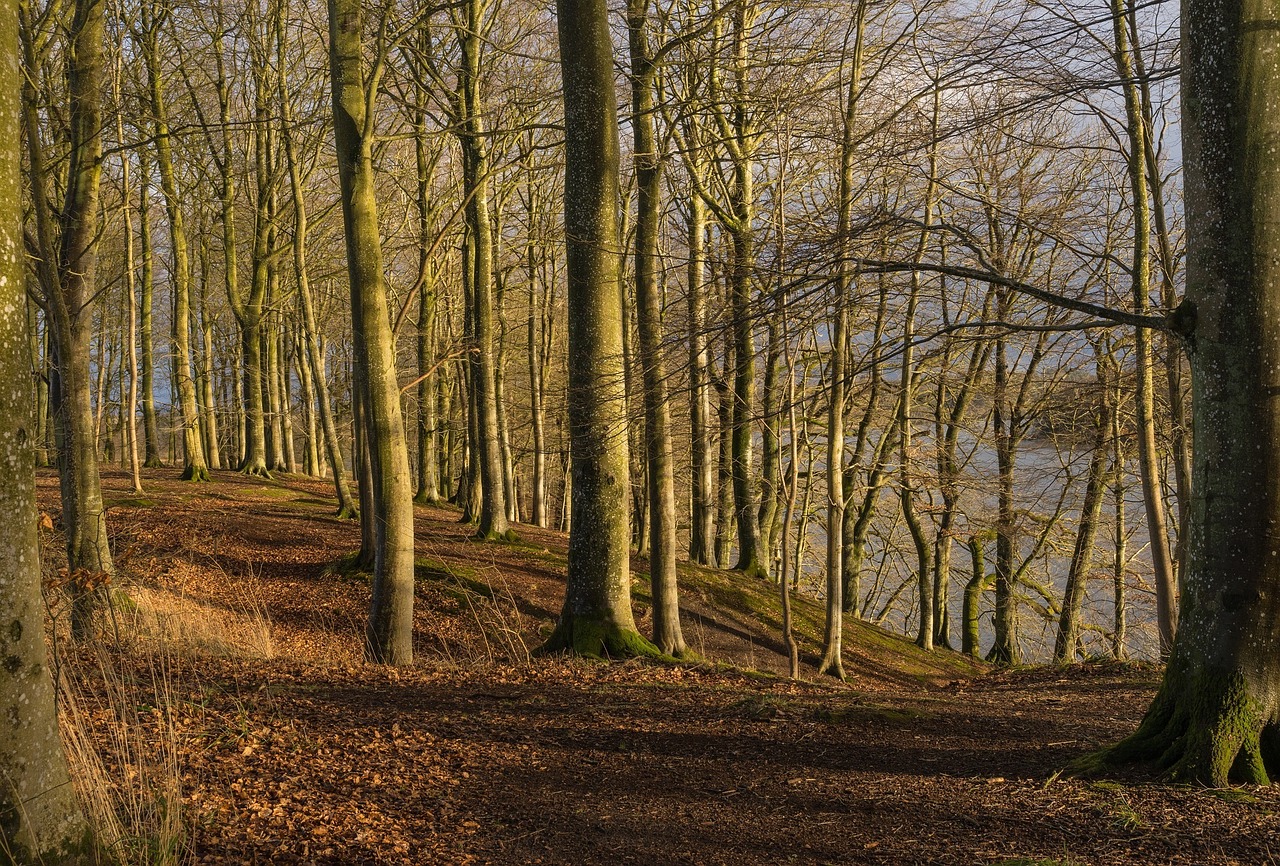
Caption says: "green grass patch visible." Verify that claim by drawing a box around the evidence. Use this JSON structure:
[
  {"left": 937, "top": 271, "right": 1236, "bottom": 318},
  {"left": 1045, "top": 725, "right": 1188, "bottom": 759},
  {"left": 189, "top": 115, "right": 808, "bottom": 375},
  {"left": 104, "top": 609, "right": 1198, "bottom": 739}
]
[{"left": 106, "top": 497, "right": 159, "bottom": 509}]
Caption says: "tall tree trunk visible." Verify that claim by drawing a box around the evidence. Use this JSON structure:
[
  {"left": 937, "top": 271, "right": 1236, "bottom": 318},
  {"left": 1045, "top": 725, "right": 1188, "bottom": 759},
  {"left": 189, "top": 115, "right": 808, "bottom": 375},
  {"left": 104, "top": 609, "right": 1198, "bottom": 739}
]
[
  {"left": 24, "top": 0, "right": 116, "bottom": 636},
  {"left": 1089, "top": 0, "right": 1280, "bottom": 785},
  {"left": 0, "top": 5, "right": 91, "bottom": 840},
  {"left": 541, "top": 0, "right": 659, "bottom": 659},
  {"left": 1112, "top": 0, "right": 1177, "bottom": 655},
  {"left": 456, "top": 6, "right": 510, "bottom": 539},
  {"left": 686, "top": 176, "right": 714, "bottom": 565},
  {"left": 277, "top": 10, "right": 357, "bottom": 516},
  {"left": 819, "top": 2, "right": 867, "bottom": 678},
  {"left": 328, "top": 0, "right": 416, "bottom": 664},
  {"left": 115, "top": 77, "right": 143, "bottom": 493},
  {"left": 627, "top": 0, "right": 685, "bottom": 657},
  {"left": 138, "top": 142, "right": 162, "bottom": 466},
  {"left": 143, "top": 1, "right": 209, "bottom": 481}
]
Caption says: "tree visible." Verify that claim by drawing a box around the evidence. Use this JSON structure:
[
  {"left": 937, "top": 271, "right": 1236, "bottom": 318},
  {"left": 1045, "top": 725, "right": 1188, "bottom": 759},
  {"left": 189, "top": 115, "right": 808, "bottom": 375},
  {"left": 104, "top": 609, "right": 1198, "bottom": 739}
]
[
  {"left": 540, "top": 0, "right": 659, "bottom": 659},
  {"left": 1088, "top": 0, "right": 1280, "bottom": 786},
  {"left": 0, "top": 0, "right": 92, "bottom": 853},
  {"left": 627, "top": 0, "right": 686, "bottom": 658},
  {"left": 328, "top": 0, "right": 417, "bottom": 665},
  {"left": 21, "top": 0, "right": 115, "bottom": 636},
  {"left": 139, "top": 0, "right": 210, "bottom": 482}
]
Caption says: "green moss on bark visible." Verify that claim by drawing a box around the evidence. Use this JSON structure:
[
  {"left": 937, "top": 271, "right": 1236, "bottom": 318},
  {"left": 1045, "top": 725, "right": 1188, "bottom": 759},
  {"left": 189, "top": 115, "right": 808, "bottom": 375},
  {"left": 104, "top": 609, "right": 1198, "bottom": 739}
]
[
  {"left": 537, "top": 615, "right": 667, "bottom": 661},
  {"left": 1073, "top": 669, "right": 1278, "bottom": 786}
]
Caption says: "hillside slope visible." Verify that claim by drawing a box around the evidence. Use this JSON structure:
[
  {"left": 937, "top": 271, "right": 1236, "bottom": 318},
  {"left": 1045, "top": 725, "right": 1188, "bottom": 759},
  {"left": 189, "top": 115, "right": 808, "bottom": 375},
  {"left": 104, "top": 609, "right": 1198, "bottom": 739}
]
[{"left": 49, "top": 468, "right": 981, "bottom": 688}]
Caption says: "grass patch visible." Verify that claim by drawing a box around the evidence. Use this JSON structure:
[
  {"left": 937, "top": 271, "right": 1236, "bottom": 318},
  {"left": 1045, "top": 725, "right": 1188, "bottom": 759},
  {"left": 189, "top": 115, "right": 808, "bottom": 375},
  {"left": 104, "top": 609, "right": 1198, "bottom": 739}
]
[{"left": 107, "top": 497, "right": 159, "bottom": 509}]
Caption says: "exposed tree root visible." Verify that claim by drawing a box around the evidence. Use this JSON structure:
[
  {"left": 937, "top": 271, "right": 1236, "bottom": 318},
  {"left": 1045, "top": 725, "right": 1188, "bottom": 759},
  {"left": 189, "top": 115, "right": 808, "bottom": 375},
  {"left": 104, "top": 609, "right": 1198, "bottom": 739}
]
[
  {"left": 536, "top": 616, "right": 668, "bottom": 661},
  {"left": 239, "top": 462, "right": 272, "bottom": 479},
  {"left": 334, "top": 504, "right": 359, "bottom": 521},
  {"left": 1072, "top": 669, "right": 1280, "bottom": 786},
  {"left": 180, "top": 464, "right": 211, "bottom": 482}
]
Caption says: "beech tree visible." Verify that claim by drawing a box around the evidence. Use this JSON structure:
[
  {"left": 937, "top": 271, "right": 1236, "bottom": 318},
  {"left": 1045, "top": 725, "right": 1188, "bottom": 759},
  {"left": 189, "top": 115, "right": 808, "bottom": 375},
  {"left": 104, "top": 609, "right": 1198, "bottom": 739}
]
[
  {"left": 1090, "top": 0, "right": 1280, "bottom": 786},
  {"left": 0, "top": 0, "right": 91, "bottom": 853},
  {"left": 540, "top": 0, "right": 658, "bottom": 658},
  {"left": 328, "top": 0, "right": 416, "bottom": 665},
  {"left": 21, "top": 0, "right": 115, "bottom": 636}
]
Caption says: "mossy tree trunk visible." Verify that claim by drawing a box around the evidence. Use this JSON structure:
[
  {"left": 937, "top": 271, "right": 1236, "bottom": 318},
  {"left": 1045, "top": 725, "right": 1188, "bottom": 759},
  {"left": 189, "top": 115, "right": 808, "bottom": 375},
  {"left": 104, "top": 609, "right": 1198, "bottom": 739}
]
[
  {"left": 541, "top": 0, "right": 660, "bottom": 660},
  {"left": 328, "top": 0, "right": 416, "bottom": 665},
  {"left": 22, "top": 0, "right": 115, "bottom": 637},
  {"left": 1089, "top": 0, "right": 1280, "bottom": 786},
  {"left": 1, "top": 7, "right": 93, "bottom": 854}
]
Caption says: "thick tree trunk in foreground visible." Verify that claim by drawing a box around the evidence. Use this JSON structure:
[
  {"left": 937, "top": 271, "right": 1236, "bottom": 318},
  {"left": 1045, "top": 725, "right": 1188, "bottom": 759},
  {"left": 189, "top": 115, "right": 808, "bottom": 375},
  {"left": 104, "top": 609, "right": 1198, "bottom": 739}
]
[
  {"left": 540, "top": 0, "right": 659, "bottom": 659},
  {"left": 26, "top": 0, "right": 115, "bottom": 636},
  {"left": 1090, "top": 0, "right": 1280, "bottom": 785},
  {"left": 328, "top": 0, "right": 416, "bottom": 665},
  {"left": 1, "top": 7, "right": 93, "bottom": 853}
]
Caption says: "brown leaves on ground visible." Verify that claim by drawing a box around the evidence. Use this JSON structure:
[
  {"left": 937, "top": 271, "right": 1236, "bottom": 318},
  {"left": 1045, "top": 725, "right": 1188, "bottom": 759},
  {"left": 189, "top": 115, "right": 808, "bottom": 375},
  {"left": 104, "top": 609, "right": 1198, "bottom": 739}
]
[{"left": 37, "top": 469, "right": 1280, "bottom": 865}]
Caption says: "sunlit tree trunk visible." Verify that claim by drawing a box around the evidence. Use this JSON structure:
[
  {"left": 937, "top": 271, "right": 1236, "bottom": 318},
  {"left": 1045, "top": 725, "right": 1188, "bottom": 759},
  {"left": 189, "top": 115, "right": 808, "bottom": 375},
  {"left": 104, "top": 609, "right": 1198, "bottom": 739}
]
[
  {"left": 142, "top": 0, "right": 209, "bottom": 481},
  {"left": 541, "top": 0, "right": 659, "bottom": 659},
  {"left": 1090, "top": 0, "right": 1280, "bottom": 786},
  {"left": 328, "top": 0, "right": 416, "bottom": 664},
  {"left": 627, "top": 0, "right": 685, "bottom": 657},
  {"left": 277, "top": 11, "right": 357, "bottom": 516},
  {"left": 1, "top": 1, "right": 91, "bottom": 842},
  {"left": 1111, "top": 0, "right": 1177, "bottom": 654},
  {"left": 22, "top": 0, "right": 115, "bottom": 636}
]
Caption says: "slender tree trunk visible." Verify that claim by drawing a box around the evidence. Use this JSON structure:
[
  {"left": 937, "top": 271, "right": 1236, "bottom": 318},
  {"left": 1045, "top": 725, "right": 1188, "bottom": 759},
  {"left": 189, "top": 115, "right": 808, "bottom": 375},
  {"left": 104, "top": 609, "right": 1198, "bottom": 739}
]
[
  {"left": 456, "top": 7, "right": 509, "bottom": 539},
  {"left": 1055, "top": 347, "right": 1112, "bottom": 663},
  {"left": 687, "top": 180, "right": 714, "bottom": 565},
  {"left": 277, "top": 14, "right": 357, "bottom": 515},
  {"left": 962, "top": 534, "right": 993, "bottom": 658},
  {"left": 138, "top": 144, "right": 162, "bottom": 466},
  {"left": 1112, "top": 0, "right": 1177, "bottom": 655},
  {"left": 142, "top": 1, "right": 209, "bottom": 481},
  {"left": 115, "top": 83, "right": 143, "bottom": 493},
  {"left": 990, "top": 325, "right": 1019, "bottom": 665},
  {"left": 328, "top": 0, "right": 416, "bottom": 664},
  {"left": 714, "top": 349, "right": 735, "bottom": 569},
  {"left": 197, "top": 235, "right": 223, "bottom": 470},
  {"left": 819, "top": 5, "right": 866, "bottom": 677},
  {"left": 627, "top": 0, "right": 685, "bottom": 657}
]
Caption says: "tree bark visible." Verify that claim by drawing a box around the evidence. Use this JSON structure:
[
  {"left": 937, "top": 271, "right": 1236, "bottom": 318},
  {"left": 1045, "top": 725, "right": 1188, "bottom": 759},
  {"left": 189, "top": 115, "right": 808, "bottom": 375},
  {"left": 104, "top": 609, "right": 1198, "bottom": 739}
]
[
  {"left": 1, "top": 6, "right": 93, "bottom": 850},
  {"left": 1089, "top": 0, "right": 1280, "bottom": 784},
  {"left": 627, "top": 0, "right": 686, "bottom": 657},
  {"left": 24, "top": 0, "right": 116, "bottom": 636},
  {"left": 1112, "top": 0, "right": 1177, "bottom": 654},
  {"left": 328, "top": 0, "right": 416, "bottom": 665},
  {"left": 142, "top": 1, "right": 209, "bottom": 481},
  {"left": 541, "top": 0, "right": 659, "bottom": 659}
]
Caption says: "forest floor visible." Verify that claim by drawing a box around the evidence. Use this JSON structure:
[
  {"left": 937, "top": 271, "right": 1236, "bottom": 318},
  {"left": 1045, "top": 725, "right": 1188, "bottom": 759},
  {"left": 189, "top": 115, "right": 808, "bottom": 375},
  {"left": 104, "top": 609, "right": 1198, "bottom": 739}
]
[{"left": 37, "top": 469, "right": 1280, "bottom": 866}]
